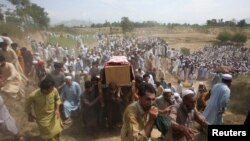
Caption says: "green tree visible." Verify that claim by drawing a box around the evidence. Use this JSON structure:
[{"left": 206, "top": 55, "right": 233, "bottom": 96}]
[
  {"left": 4, "top": 8, "right": 22, "bottom": 24},
  {"left": 103, "top": 20, "right": 110, "bottom": 27},
  {"left": 120, "top": 17, "right": 134, "bottom": 33},
  {"left": 217, "top": 31, "right": 232, "bottom": 42},
  {"left": 6, "top": 0, "right": 49, "bottom": 28},
  {"left": 8, "top": 0, "right": 30, "bottom": 6},
  {"left": 237, "top": 19, "right": 247, "bottom": 27},
  {"left": 224, "top": 20, "right": 236, "bottom": 26},
  {"left": 25, "top": 4, "right": 49, "bottom": 27}
]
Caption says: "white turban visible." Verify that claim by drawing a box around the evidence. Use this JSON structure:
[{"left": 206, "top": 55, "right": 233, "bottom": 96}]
[
  {"left": 222, "top": 74, "right": 232, "bottom": 80},
  {"left": 163, "top": 89, "right": 172, "bottom": 93},
  {"left": 65, "top": 75, "right": 72, "bottom": 80},
  {"left": 182, "top": 89, "right": 194, "bottom": 98}
]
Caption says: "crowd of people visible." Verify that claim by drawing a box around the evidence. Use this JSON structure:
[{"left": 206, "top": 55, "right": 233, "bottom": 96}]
[
  {"left": 0, "top": 32, "right": 249, "bottom": 141},
  {"left": 170, "top": 44, "right": 250, "bottom": 85}
]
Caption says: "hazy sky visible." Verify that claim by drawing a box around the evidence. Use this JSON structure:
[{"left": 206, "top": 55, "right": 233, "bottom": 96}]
[{"left": 5, "top": 0, "right": 250, "bottom": 24}]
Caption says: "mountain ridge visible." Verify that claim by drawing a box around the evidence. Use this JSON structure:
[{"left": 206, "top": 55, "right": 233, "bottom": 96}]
[{"left": 52, "top": 19, "right": 92, "bottom": 27}]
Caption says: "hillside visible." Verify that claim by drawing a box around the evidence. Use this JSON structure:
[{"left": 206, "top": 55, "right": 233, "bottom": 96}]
[{"left": 0, "top": 26, "right": 249, "bottom": 141}]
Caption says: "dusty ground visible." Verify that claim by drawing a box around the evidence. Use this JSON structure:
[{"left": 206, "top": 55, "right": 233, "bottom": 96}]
[{"left": 1, "top": 64, "right": 245, "bottom": 141}]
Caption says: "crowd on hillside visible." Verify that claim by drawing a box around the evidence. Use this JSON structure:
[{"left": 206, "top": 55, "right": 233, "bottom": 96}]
[
  {"left": 0, "top": 32, "right": 249, "bottom": 141},
  {"left": 170, "top": 44, "right": 250, "bottom": 85}
]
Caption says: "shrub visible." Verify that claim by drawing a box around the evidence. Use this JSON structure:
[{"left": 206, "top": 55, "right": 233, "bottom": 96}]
[
  {"left": 181, "top": 47, "right": 190, "bottom": 55},
  {"left": 229, "top": 76, "right": 250, "bottom": 115},
  {"left": 217, "top": 31, "right": 232, "bottom": 42},
  {"left": 231, "top": 33, "right": 247, "bottom": 44},
  {"left": 0, "top": 22, "right": 23, "bottom": 38}
]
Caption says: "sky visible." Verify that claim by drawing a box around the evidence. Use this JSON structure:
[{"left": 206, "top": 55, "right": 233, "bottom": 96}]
[{"left": 2, "top": 0, "right": 250, "bottom": 24}]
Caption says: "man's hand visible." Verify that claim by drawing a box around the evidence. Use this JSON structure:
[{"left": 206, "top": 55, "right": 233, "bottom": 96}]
[
  {"left": 163, "top": 107, "right": 171, "bottom": 114},
  {"left": 180, "top": 126, "right": 198, "bottom": 141},
  {"left": 149, "top": 106, "right": 158, "bottom": 121},
  {"left": 55, "top": 110, "right": 60, "bottom": 119},
  {"left": 28, "top": 114, "right": 36, "bottom": 122}
]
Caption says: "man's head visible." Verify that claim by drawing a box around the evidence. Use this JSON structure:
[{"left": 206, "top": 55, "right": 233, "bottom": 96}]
[
  {"left": 0, "top": 39, "right": 8, "bottom": 51},
  {"left": 54, "top": 62, "right": 64, "bottom": 72},
  {"left": 155, "top": 81, "right": 161, "bottom": 87},
  {"left": 174, "top": 92, "right": 181, "bottom": 102},
  {"left": 20, "top": 47, "right": 27, "bottom": 53},
  {"left": 221, "top": 74, "right": 232, "bottom": 87},
  {"left": 182, "top": 89, "right": 196, "bottom": 112},
  {"left": 198, "top": 82, "right": 206, "bottom": 92},
  {"left": 11, "top": 43, "right": 18, "bottom": 50},
  {"left": 138, "top": 83, "right": 156, "bottom": 111},
  {"left": 163, "top": 89, "right": 175, "bottom": 104},
  {"left": 91, "top": 75, "right": 100, "bottom": 85},
  {"left": 65, "top": 75, "right": 72, "bottom": 85},
  {"left": 135, "top": 75, "right": 143, "bottom": 88},
  {"left": 160, "top": 77, "right": 165, "bottom": 82},
  {"left": 84, "top": 81, "right": 93, "bottom": 92},
  {"left": 68, "top": 65, "right": 73, "bottom": 72},
  {"left": 138, "top": 68, "right": 142, "bottom": 72},
  {"left": 168, "top": 83, "right": 172, "bottom": 87},
  {"left": 143, "top": 74, "right": 150, "bottom": 83},
  {"left": 40, "top": 78, "right": 55, "bottom": 95},
  {"left": 37, "top": 60, "right": 45, "bottom": 68},
  {"left": 92, "top": 62, "right": 98, "bottom": 67},
  {"left": 108, "top": 82, "right": 117, "bottom": 94}
]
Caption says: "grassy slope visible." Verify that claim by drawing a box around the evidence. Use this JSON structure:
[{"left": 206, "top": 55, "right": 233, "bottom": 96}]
[
  {"left": 17, "top": 26, "right": 250, "bottom": 52},
  {"left": 224, "top": 75, "right": 250, "bottom": 124}
]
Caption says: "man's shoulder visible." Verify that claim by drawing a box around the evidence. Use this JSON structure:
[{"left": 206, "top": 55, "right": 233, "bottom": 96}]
[
  {"left": 29, "top": 89, "right": 41, "bottom": 98},
  {"left": 124, "top": 102, "right": 138, "bottom": 113},
  {"left": 4, "top": 62, "right": 13, "bottom": 67},
  {"left": 72, "top": 81, "right": 80, "bottom": 86},
  {"left": 171, "top": 103, "right": 180, "bottom": 111},
  {"left": 156, "top": 95, "right": 164, "bottom": 103},
  {"left": 215, "top": 83, "right": 230, "bottom": 91},
  {"left": 126, "top": 101, "right": 137, "bottom": 108}
]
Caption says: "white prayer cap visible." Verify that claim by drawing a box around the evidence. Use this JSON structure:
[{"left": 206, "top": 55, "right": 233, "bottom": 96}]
[
  {"left": 65, "top": 75, "right": 72, "bottom": 80},
  {"left": 163, "top": 89, "right": 172, "bottom": 93},
  {"left": 32, "top": 60, "right": 38, "bottom": 64},
  {"left": 1, "top": 36, "right": 12, "bottom": 45},
  {"left": 199, "top": 82, "right": 205, "bottom": 85},
  {"left": 222, "top": 74, "right": 232, "bottom": 80},
  {"left": 64, "top": 70, "right": 69, "bottom": 74},
  {"left": 83, "top": 70, "right": 88, "bottom": 74},
  {"left": 34, "top": 52, "right": 39, "bottom": 55},
  {"left": 174, "top": 92, "right": 180, "bottom": 97},
  {"left": 182, "top": 89, "right": 194, "bottom": 98}
]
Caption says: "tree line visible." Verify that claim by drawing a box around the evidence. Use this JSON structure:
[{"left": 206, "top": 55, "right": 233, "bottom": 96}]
[
  {"left": 0, "top": 0, "right": 49, "bottom": 28},
  {"left": 90, "top": 17, "right": 250, "bottom": 33},
  {"left": 0, "top": 1, "right": 249, "bottom": 32},
  {"left": 206, "top": 18, "right": 248, "bottom": 27}
]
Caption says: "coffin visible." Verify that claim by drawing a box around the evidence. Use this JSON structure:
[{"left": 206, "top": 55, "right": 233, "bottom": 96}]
[{"left": 103, "top": 56, "right": 134, "bottom": 86}]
